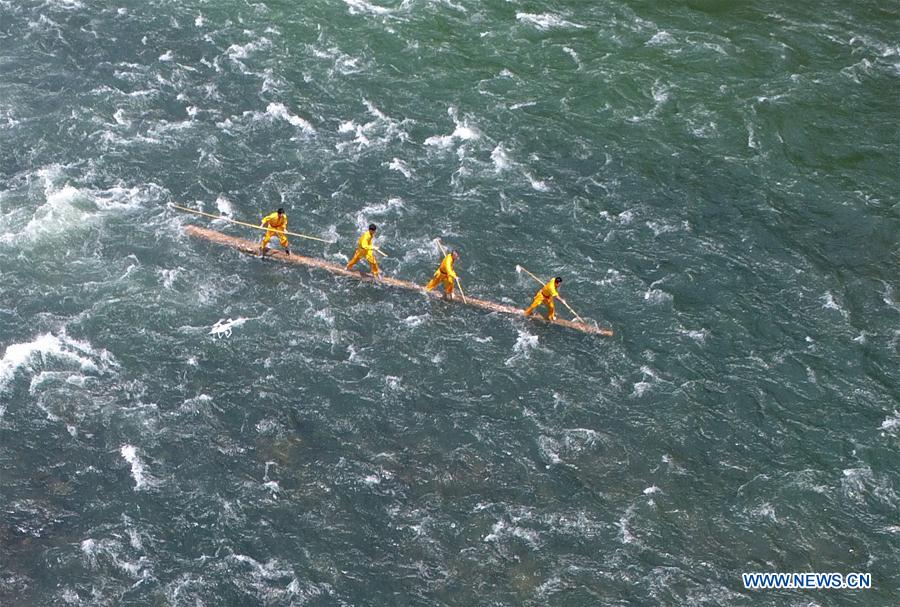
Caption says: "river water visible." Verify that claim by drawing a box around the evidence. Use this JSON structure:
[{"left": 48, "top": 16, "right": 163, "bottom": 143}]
[{"left": 1, "top": 0, "right": 898, "bottom": 605}]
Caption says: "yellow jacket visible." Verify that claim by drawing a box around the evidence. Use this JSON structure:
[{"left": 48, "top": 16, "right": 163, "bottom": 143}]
[
  {"left": 357, "top": 230, "right": 374, "bottom": 251},
  {"left": 261, "top": 212, "right": 287, "bottom": 230},
  {"left": 437, "top": 254, "right": 457, "bottom": 279},
  {"left": 539, "top": 279, "right": 559, "bottom": 300}
]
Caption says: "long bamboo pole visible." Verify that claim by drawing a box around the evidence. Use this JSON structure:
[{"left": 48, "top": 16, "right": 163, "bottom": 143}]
[{"left": 170, "top": 204, "right": 334, "bottom": 244}]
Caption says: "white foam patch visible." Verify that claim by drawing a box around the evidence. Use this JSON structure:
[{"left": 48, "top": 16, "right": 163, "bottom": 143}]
[
  {"left": 491, "top": 145, "right": 512, "bottom": 172},
  {"left": 112, "top": 108, "right": 129, "bottom": 126},
  {"left": 265, "top": 102, "right": 315, "bottom": 134},
  {"left": 402, "top": 314, "right": 427, "bottom": 328},
  {"left": 0, "top": 332, "right": 117, "bottom": 407},
  {"left": 48, "top": 0, "right": 83, "bottom": 9},
  {"left": 820, "top": 291, "right": 849, "bottom": 318},
  {"left": 537, "top": 435, "right": 562, "bottom": 466},
  {"left": 226, "top": 37, "right": 272, "bottom": 62},
  {"left": 617, "top": 509, "right": 636, "bottom": 544},
  {"left": 344, "top": 0, "right": 393, "bottom": 16},
  {"left": 562, "top": 46, "right": 580, "bottom": 66},
  {"left": 3, "top": 174, "right": 154, "bottom": 245},
  {"left": 516, "top": 12, "right": 584, "bottom": 30},
  {"left": 120, "top": 445, "right": 149, "bottom": 490},
  {"left": 643, "top": 288, "right": 672, "bottom": 304},
  {"left": 424, "top": 107, "right": 479, "bottom": 149},
  {"left": 679, "top": 328, "right": 708, "bottom": 343},
  {"left": 483, "top": 519, "right": 540, "bottom": 547},
  {"left": 505, "top": 328, "right": 539, "bottom": 366},
  {"left": 881, "top": 412, "right": 900, "bottom": 432},
  {"left": 627, "top": 82, "right": 671, "bottom": 123},
  {"left": 358, "top": 197, "right": 405, "bottom": 224},
  {"left": 646, "top": 31, "right": 675, "bottom": 47},
  {"left": 388, "top": 158, "right": 412, "bottom": 178},
  {"left": 524, "top": 172, "right": 549, "bottom": 191},
  {"left": 214, "top": 196, "right": 234, "bottom": 217},
  {"left": 336, "top": 101, "right": 409, "bottom": 152}
]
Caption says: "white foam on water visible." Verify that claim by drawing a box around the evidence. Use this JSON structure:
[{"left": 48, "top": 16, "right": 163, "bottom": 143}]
[
  {"left": 643, "top": 486, "right": 660, "bottom": 494},
  {"left": 402, "top": 314, "right": 426, "bottom": 328},
  {"left": 820, "top": 291, "right": 849, "bottom": 318},
  {"left": 628, "top": 82, "right": 671, "bottom": 123},
  {"left": 388, "top": 158, "right": 412, "bottom": 178},
  {"left": 358, "top": 197, "right": 405, "bottom": 222},
  {"left": 313, "top": 308, "right": 335, "bottom": 326},
  {"left": 515, "top": 12, "right": 584, "bottom": 30},
  {"left": 0, "top": 332, "right": 116, "bottom": 403},
  {"left": 679, "top": 328, "right": 708, "bottom": 343},
  {"left": 344, "top": 0, "right": 394, "bottom": 16},
  {"left": 647, "top": 220, "right": 684, "bottom": 236},
  {"left": 617, "top": 507, "right": 636, "bottom": 544},
  {"left": 646, "top": 31, "right": 676, "bottom": 47},
  {"left": 505, "top": 328, "right": 539, "bottom": 366},
  {"left": 643, "top": 288, "right": 672, "bottom": 305},
  {"left": 159, "top": 50, "right": 173, "bottom": 62},
  {"left": 630, "top": 380, "right": 651, "bottom": 398},
  {"left": 617, "top": 210, "right": 635, "bottom": 224},
  {"left": 491, "top": 145, "right": 512, "bottom": 172},
  {"left": 880, "top": 411, "right": 900, "bottom": 432},
  {"left": 424, "top": 107, "right": 480, "bottom": 149},
  {"left": 750, "top": 503, "right": 777, "bottom": 522},
  {"left": 562, "top": 46, "right": 580, "bottom": 66},
  {"left": 214, "top": 195, "right": 234, "bottom": 217},
  {"left": 226, "top": 37, "right": 272, "bottom": 62},
  {"left": 120, "top": 444, "right": 149, "bottom": 490},
  {"left": 524, "top": 171, "right": 549, "bottom": 191},
  {"left": 80, "top": 538, "right": 99, "bottom": 565},
  {"left": 112, "top": 108, "right": 129, "bottom": 126},
  {"left": 841, "top": 467, "right": 872, "bottom": 502},
  {"left": 265, "top": 102, "right": 315, "bottom": 134},
  {"left": 47, "top": 0, "right": 83, "bottom": 9},
  {"left": 4, "top": 173, "right": 155, "bottom": 245},
  {"left": 194, "top": 13, "right": 205, "bottom": 27},
  {"left": 483, "top": 519, "right": 540, "bottom": 547},
  {"left": 336, "top": 101, "right": 409, "bottom": 152}
]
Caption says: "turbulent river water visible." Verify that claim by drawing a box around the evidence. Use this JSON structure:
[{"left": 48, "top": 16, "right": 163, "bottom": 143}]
[{"left": 1, "top": 0, "right": 898, "bottom": 605}]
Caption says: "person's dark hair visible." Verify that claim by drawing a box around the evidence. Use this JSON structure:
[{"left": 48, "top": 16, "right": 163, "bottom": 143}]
[
  {"left": 554, "top": 276, "right": 562, "bottom": 283},
  {"left": 452, "top": 250, "right": 460, "bottom": 257},
  {"left": 277, "top": 208, "right": 284, "bottom": 214},
  {"left": 369, "top": 223, "right": 377, "bottom": 231}
]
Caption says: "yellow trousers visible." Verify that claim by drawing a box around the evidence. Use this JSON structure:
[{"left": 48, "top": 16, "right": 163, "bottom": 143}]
[
  {"left": 425, "top": 271, "right": 454, "bottom": 295},
  {"left": 346, "top": 248, "right": 379, "bottom": 275},
  {"left": 261, "top": 229, "right": 289, "bottom": 250},
  {"left": 524, "top": 294, "right": 556, "bottom": 320}
]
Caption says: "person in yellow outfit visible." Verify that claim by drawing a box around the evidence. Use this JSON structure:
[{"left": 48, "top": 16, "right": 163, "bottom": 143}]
[
  {"left": 346, "top": 223, "right": 379, "bottom": 276},
  {"left": 425, "top": 250, "right": 460, "bottom": 300},
  {"left": 259, "top": 208, "right": 290, "bottom": 256},
  {"left": 524, "top": 276, "right": 562, "bottom": 321}
]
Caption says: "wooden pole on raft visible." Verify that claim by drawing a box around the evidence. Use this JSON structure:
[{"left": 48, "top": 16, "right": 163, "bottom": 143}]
[{"left": 170, "top": 204, "right": 334, "bottom": 244}]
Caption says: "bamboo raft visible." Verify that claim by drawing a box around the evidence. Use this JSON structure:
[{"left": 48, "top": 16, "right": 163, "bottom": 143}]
[{"left": 185, "top": 225, "right": 613, "bottom": 337}]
